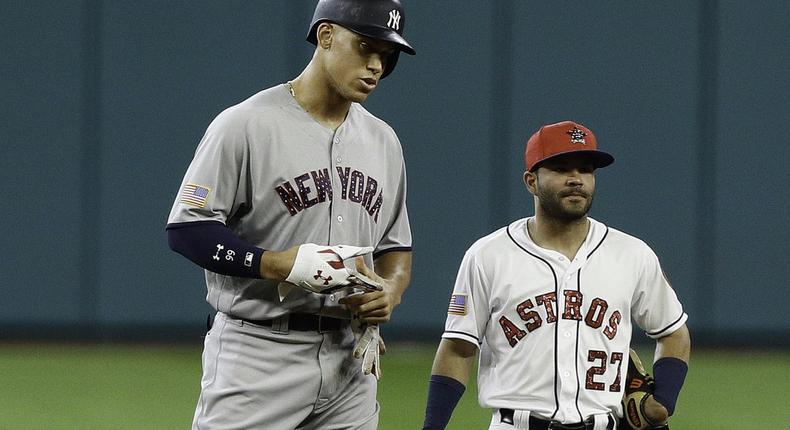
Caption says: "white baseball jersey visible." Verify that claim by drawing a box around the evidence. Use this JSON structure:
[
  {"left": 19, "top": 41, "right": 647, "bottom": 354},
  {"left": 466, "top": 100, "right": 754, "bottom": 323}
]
[
  {"left": 167, "top": 84, "right": 411, "bottom": 320},
  {"left": 442, "top": 217, "right": 687, "bottom": 423}
]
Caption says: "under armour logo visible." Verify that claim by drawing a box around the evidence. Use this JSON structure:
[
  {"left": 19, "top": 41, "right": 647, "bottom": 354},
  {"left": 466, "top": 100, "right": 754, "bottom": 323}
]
[
  {"left": 387, "top": 9, "right": 401, "bottom": 30},
  {"left": 212, "top": 244, "right": 224, "bottom": 261},
  {"left": 566, "top": 127, "right": 587, "bottom": 144},
  {"left": 314, "top": 270, "right": 332, "bottom": 285}
]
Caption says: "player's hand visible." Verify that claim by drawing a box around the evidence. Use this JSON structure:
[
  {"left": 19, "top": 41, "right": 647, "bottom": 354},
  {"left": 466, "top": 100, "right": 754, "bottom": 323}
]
[
  {"left": 339, "top": 257, "right": 402, "bottom": 324},
  {"left": 353, "top": 323, "right": 385, "bottom": 380},
  {"left": 275, "top": 244, "right": 378, "bottom": 299},
  {"left": 642, "top": 395, "right": 669, "bottom": 425},
  {"left": 622, "top": 349, "right": 670, "bottom": 429}
]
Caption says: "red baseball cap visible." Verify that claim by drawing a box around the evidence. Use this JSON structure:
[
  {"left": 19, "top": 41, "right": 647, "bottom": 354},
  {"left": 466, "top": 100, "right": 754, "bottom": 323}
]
[{"left": 524, "top": 121, "right": 615, "bottom": 172}]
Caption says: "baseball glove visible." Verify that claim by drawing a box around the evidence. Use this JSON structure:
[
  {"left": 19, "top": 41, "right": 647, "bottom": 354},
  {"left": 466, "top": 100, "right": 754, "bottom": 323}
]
[{"left": 621, "top": 349, "right": 669, "bottom": 430}]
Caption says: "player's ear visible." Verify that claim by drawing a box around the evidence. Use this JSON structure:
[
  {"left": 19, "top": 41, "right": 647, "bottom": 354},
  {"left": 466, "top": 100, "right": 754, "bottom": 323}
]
[
  {"left": 316, "top": 22, "right": 333, "bottom": 50},
  {"left": 523, "top": 171, "right": 537, "bottom": 194}
]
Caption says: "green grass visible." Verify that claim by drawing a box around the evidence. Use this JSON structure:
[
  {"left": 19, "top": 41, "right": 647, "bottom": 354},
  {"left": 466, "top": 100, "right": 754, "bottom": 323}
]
[
  {"left": 1, "top": 343, "right": 788, "bottom": 429},
  {"left": 0, "top": 344, "right": 201, "bottom": 429}
]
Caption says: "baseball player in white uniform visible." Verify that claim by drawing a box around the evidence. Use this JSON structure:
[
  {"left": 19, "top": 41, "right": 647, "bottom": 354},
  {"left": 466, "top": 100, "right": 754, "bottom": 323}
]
[
  {"left": 166, "top": 1, "right": 415, "bottom": 429},
  {"left": 421, "top": 121, "right": 691, "bottom": 430}
]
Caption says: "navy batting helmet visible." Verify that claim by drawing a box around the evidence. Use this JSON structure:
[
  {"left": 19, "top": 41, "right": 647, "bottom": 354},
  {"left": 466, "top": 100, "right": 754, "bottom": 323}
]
[{"left": 307, "top": 0, "right": 416, "bottom": 78}]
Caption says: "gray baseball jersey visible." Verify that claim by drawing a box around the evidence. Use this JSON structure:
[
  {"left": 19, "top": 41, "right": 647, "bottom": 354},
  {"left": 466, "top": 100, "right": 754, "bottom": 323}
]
[
  {"left": 442, "top": 217, "right": 687, "bottom": 423},
  {"left": 167, "top": 84, "right": 411, "bottom": 320}
]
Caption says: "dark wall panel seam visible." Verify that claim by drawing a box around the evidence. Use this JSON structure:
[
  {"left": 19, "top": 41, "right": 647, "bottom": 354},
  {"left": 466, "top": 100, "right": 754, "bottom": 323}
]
[
  {"left": 696, "top": 0, "right": 719, "bottom": 330},
  {"left": 490, "top": 1, "right": 513, "bottom": 228},
  {"left": 78, "top": 0, "right": 103, "bottom": 336}
]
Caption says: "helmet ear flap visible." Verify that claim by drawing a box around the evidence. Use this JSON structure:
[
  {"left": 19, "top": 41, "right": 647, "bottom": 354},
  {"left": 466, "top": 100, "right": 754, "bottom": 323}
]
[{"left": 382, "top": 51, "right": 400, "bottom": 79}]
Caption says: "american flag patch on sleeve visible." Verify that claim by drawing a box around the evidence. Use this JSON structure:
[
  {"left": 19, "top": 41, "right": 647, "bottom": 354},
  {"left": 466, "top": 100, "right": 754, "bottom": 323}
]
[
  {"left": 447, "top": 294, "right": 467, "bottom": 316},
  {"left": 180, "top": 183, "right": 211, "bottom": 208}
]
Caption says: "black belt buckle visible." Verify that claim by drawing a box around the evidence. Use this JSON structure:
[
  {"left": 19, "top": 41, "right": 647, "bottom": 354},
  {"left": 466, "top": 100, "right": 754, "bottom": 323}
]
[
  {"left": 499, "top": 408, "right": 514, "bottom": 425},
  {"left": 294, "top": 313, "right": 341, "bottom": 332},
  {"left": 317, "top": 316, "right": 330, "bottom": 333},
  {"left": 547, "top": 422, "right": 586, "bottom": 430},
  {"left": 551, "top": 416, "right": 610, "bottom": 430}
]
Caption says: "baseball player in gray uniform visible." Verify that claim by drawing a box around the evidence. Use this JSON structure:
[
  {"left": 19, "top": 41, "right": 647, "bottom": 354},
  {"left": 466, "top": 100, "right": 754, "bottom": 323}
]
[
  {"left": 421, "top": 121, "right": 691, "bottom": 430},
  {"left": 166, "top": 1, "right": 415, "bottom": 428}
]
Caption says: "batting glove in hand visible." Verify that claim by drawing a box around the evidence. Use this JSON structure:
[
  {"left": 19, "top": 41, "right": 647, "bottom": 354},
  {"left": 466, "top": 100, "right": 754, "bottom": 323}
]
[
  {"left": 621, "top": 349, "right": 670, "bottom": 430},
  {"left": 280, "top": 244, "right": 376, "bottom": 300},
  {"left": 353, "top": 324, "right": 384, "bottom": 380}
]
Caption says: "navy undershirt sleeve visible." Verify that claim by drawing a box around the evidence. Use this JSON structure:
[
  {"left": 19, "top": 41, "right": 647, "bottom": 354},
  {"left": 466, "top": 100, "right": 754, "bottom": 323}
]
[
  {"left": 166, "top": 221, "right": 264, "bottom": 278},
  {"left": 422, "top": 374, "right": 466, "bottom": 430}
]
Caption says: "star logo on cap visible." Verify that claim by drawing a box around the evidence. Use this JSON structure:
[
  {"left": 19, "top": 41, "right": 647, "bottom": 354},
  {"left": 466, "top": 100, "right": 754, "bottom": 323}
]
[{"left": 566, "top": 127, "right": 587, "bottom": 144}]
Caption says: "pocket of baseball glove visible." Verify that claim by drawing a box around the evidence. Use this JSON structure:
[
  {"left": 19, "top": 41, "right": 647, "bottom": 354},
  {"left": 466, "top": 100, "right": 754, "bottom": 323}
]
[{"left": 621, "top": 349, "right": 669, "bottom": 430}]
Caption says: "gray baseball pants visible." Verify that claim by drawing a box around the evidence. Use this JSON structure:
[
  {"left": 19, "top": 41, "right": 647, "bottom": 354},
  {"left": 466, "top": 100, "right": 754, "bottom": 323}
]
[{"left": 192, "top": 312, "right": 378, "bottom": 430}]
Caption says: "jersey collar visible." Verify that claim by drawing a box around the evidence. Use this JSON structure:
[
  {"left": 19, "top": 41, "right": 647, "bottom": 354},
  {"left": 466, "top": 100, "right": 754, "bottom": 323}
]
[{"left": 508, "top": 216, "right": 608, "bottom": 263}]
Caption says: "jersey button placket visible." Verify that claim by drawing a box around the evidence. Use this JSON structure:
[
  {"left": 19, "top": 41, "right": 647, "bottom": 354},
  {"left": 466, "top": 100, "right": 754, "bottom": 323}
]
[
  {"left": 334, "top": 137, "right": 342, "bottom": 163},
  {"left": 330, "top": 135, "right": 342, "bottom": 167},
  {"left": 329, "top": 133, "right": 343, "bottom": 242},
  {"left": 556, "top": 259, "right": 580, "bottom": 420},
  {"left": 329, "top": 132, "right": 347, "bottom": 239}
]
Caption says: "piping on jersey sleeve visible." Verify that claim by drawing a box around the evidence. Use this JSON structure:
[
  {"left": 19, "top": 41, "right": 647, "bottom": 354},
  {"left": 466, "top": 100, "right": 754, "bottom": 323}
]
[
  {"left": 372, "top": 246, "right": 412, "bottom": 260},
  {"left": 441, "top": 330, "right": 481, "bottom": 347},
  {"left": 646, "top": 310, "right": 688, "bottom": 339}
]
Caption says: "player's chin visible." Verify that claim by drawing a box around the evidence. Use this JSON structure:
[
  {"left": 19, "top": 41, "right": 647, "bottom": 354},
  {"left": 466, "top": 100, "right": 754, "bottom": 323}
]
[
  {"left": 562, "top": 199, "right": 591, "bottom": 213},
  {"left": 349, "top": 82, "right": 376, "bottom": 101},
  {"left": 557, "top": 207, "right": 589, "bottom": 221},
  {"left": 346, "top": 89, "right": 372, "bottom": 103}
]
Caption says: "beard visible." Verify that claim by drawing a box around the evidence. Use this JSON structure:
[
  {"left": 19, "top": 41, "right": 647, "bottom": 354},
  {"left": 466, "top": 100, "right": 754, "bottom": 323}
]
[{"left": 536, "top": 185, "right": 594, "bottom": 222}]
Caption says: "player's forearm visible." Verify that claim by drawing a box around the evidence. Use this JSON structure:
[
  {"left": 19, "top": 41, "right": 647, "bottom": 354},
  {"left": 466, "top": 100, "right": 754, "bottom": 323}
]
[
  {"left": 430, "top": 338, "right": 477, "bottom": 386},
  {"left": 373, "top": 251, "right": 412, "bottom": 304},
  {"left": 422, "top": 338, "right": 476, "bottom": 430},
  {"left": 654, "top": 324, "right": 690, "bottom": 362},
  {"left": 260, "top": 247, "right": 298, "bottom": 281}
]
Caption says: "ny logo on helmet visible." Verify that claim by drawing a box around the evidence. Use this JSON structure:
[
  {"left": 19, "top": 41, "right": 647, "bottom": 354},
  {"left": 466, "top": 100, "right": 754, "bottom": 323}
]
[{"left": 387, "top": 10, "right": 401, "bottom": 30}]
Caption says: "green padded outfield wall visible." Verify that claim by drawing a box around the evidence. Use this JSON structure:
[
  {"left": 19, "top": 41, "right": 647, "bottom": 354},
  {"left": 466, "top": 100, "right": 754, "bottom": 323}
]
[{"left": 1, "top": 1, "right": 787, "bottom": 343}]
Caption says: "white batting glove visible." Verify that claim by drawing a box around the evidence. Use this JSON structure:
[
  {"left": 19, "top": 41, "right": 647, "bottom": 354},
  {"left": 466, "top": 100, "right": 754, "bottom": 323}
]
[
  {"left": 280, "top": 244, "right": 374, "bottom": 300},
  {"left": 353, "top": 324, "right": 384, "bottom": 380}
]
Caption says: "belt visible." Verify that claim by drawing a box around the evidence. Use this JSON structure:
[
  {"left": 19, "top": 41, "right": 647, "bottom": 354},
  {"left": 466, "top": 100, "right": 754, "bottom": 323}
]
[
  {"left": 499, "top": 409, "right": 614, "bottom": 430},
  {"left": 241, "top": 313, "right": 344, "bottom": 332}
]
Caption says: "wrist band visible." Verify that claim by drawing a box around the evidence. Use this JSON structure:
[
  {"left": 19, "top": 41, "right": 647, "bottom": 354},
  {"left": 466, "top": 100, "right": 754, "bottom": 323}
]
[
  {"left": 422, "top": 375, "right": 465, "bottom": 430},
  {"left": 652, "top": 357, "right": 688, "bottom": 416}
]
